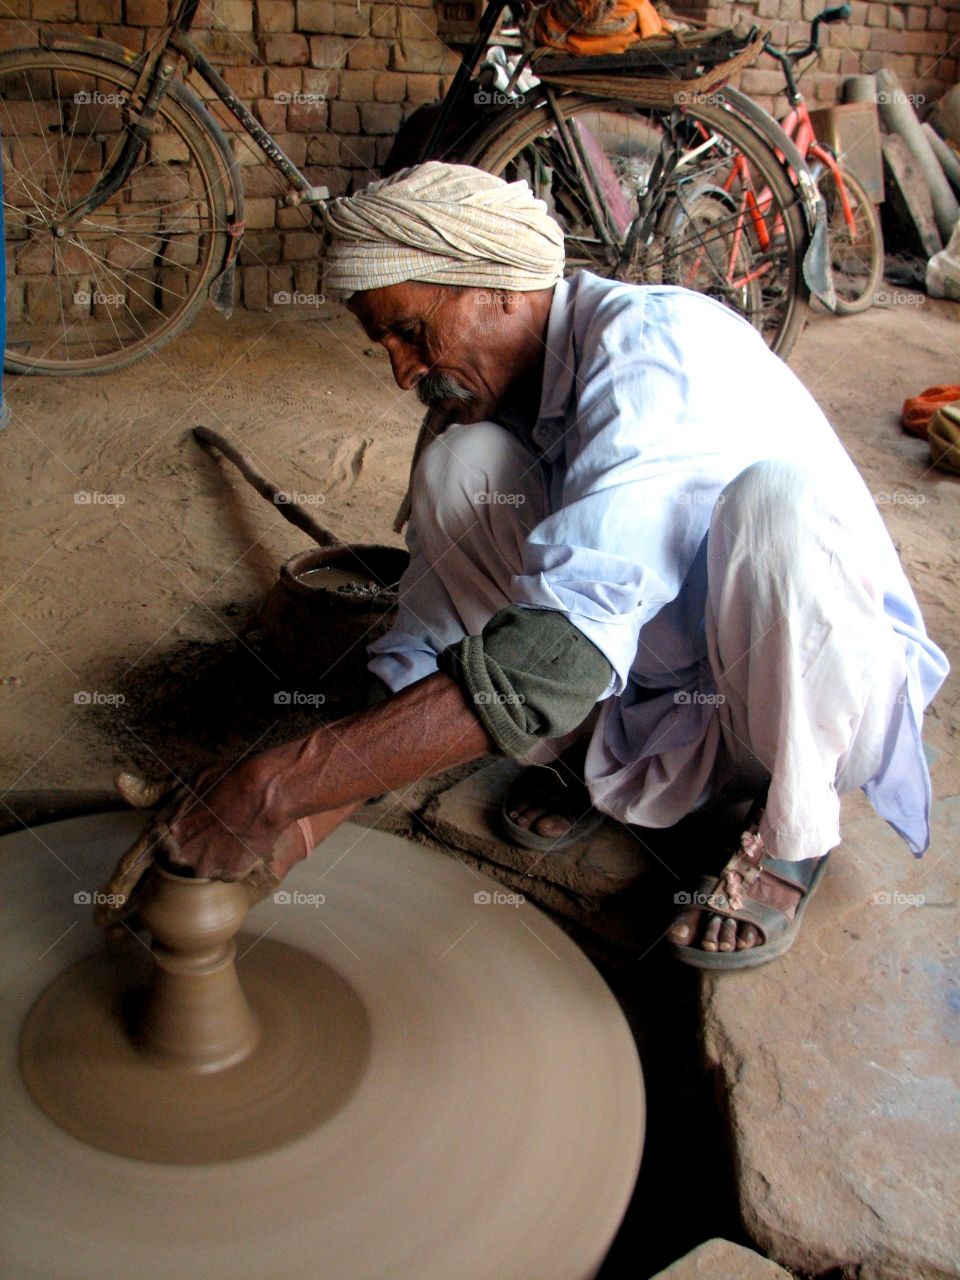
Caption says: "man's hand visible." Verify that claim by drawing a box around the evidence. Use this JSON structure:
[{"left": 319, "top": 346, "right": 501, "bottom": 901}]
[
  {"left": 95, "top": 673, "right": 494, "bottom": 937},
  {"left": 94, "top": 762, "right": 299, "bottom": 937}
]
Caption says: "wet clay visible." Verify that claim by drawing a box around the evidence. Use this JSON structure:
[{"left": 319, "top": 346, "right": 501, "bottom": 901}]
[
  {"left": 296, "top": 565, "right": 380, "bottom": 594},
  {"left": 19, "top": 866, "right": 371, "bottom": 1163},
  {"left": 6, "top": 813, "right": 644, "bottom": 1280}
]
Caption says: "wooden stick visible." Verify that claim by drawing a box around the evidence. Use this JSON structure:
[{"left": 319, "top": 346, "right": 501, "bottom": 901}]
[{"left": 193, "top": 424, "right": 342, "bottom": 549}]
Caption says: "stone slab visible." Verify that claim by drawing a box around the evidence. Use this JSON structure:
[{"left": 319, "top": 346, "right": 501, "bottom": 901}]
[
  {"left": 422, "top": 758, "right": 654, "bottom": 901},
  {"left": 701, "top": 790, "right": 960, "bottom": 1280},
  {"left": 650, "top": 1238, "right": 793, "bottom": 1279}
]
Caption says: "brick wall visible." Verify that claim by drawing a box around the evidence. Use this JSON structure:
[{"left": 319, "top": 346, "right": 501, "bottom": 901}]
[
  {"left": 694, "top": 0, "right": 959, "bottom": 119},
  {"left": 0, "top": 0, "right": 956, "bottom": 310}
]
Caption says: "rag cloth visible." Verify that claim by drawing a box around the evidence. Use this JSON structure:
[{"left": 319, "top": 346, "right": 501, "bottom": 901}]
[
  {"left": 928, "top": 399, "right": 960, "bottom": 475},
  {"left": 901, "top": 384, "right": 960, "bottom": 438}
]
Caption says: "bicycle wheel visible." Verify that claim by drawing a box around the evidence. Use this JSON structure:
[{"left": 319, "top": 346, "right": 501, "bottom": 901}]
[
  {"left": 815, "top": 165, "right": 883, "bottom": 316},
  {"left": 0, "top": 48, "right": 230, "bottom": 375},
  {"left": 463, "top": 94, "right": 809, "bottom": 359}
]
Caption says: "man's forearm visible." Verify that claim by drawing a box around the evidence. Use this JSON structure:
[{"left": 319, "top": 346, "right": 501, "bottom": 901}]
[{"left": 262, "top": 672, "right": 494, "bottom": 828}]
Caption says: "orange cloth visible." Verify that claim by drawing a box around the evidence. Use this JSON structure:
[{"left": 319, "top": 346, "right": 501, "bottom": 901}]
[
  {"left": 534, "top": 0, "right": 666, "bottom": 56},
  {"left": 901, "top": 384, "right": 960, "bottom": 438}
]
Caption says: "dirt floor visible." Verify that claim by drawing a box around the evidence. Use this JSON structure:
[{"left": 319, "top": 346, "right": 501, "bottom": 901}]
[
  {"left": 2, "top": 290, "right": 958, "bottom": 1277},
  {"left": 2, "top": 291, "right": 958, "bottom": 816}
]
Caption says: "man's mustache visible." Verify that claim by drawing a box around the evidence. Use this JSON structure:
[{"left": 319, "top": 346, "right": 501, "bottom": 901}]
[{"left": 416, "top": 371, "right": 474, "bottom": 407}]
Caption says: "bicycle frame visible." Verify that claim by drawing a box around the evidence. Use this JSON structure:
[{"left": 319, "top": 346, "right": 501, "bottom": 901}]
[{"left": 55, "top": 0, "right": 327, "bottom": 230}]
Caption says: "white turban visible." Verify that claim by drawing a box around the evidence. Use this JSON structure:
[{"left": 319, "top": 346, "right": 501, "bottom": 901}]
[{"left": 322, "top": 162, "right": 566, "bottom": 295}]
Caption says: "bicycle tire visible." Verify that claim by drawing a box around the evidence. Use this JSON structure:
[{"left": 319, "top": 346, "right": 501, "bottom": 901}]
[
  {"left": 816, "top": 165, "right": 883, "bottom": 316},
  {"left": 462, "top": 94, "right": 810, "bottom": 359},
  {"left": 0, "top": 48, "right": 230, "bottom": 375}
]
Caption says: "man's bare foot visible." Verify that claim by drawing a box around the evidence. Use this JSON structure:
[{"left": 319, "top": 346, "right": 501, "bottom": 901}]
[{"left": 506, "top": 739, "right": 593, "bottom": 841}]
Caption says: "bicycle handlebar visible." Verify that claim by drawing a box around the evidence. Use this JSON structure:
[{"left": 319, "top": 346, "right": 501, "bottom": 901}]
[{"left": 764, "top": 2, "right": 850, "bottom": 66}]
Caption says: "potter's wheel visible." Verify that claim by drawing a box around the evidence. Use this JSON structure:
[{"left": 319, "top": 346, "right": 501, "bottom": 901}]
[{"left": 2, "top": 812, "right": 644, "bottom": 1280}]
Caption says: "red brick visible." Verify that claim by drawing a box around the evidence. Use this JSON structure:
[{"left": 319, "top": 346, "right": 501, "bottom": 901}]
[
  {"left": 193, "top": 27, "right": 253, "bottom": 60},
  {"left": 338, "top": 68, "right": 374, "bottom": 99},
  {"left": 398, "top": 5, "right": 436, "bottom": 36},
  {"left": 369, "top": 2, "right": 395, "bottom": 34},
  {"left": 309, "top": 33, "right": 347, "bottom": 65},
  {"left": 277, "top": 203, "right": 314, "bottom": 226},
  {"left": 244, "top": 196, "right": 277, "bottom": 227},
  {"left": 302, "top": 67, "right": 336, "bottom": 94},
  {"left": 32, "top": 0, "right": 76, "bottom": 17},
  {"left": 271, "top": 130, "right": 307, "bottom": 163},
  {"left": 287, "top": 99, "right": 328, "bottom": 129},
  {"left": 263, "top": 31, "right": 308, "bottom": 62},
  {"left": 346, "top": 38, "right": 388, "bottom": 68},
  {"left": 373, "top": 69, "right": 405, "bottom": 101},
  {"left": 866, "top": 3, "right": 886, "bottom": 25},
  {"left": 389, "top": 39, "right": 457, "bottom": 73},
  {"left": 100, "top": 23, "right": 144, "bottom": 46},
  {"left": 224, "top": 65, "right": 264, "bottom": 96},
  {"left": 256, "top": 0, "right": 294, "bottom": 29},
  {"left": 78, "top": 0, "right": 120, "bottom": 18},
  {"left": 359, "top": 100, "right": 401, "bottom": 133},
  {"left": 405, "top": 71, "right": 440, "bottom": 104},
  {"left": 214, "top": 0, "right": 253, "bottom": 29},
  {"left": 267, "top": 66, "right": 301, "bottom": 95},
  {"left": 329, "top": 99, "right": 359, "bottom": 131},
  {"left": 332, "top": 1, "right": 370, "bottom": 35},
  {"left": 282, "top": 229, "right": 321, "bottom": 258},
  {"left": 296, "top": 0, "right": 334, "bottom": 29},
  {"left": 254, "top": 96, "right": 286, "bottom": 130},
  {"left": 341, "top": 133, "right": 376, "bottom": 168},
  {"left": 887, "top": 4, "right": 906, "bottom": 29},
  {"left": 306, "top": 133, "right": 340, "bottom": 162},
  {"left": 928, "top": 5, "right": 947, "bottom": 27}
]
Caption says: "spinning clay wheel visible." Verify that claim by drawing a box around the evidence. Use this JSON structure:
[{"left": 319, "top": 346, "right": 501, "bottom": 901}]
[{"left": 4, "top": 812, "right": 644, "bottom": 1280}]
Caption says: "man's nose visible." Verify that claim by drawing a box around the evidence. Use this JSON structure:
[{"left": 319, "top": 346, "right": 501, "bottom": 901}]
[{"left": 387, "top": 343, "right": 428, "bottom": 391}]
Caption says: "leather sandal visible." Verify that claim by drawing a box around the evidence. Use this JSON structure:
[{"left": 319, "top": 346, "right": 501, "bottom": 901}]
[{"left": 669, "top": 813, "right": 830, "bottom": 971}]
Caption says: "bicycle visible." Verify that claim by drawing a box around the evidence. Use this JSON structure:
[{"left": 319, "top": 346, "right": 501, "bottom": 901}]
[
  {"left": 759, "top": 3, "right": 883, "bottom": 314},
  {"left": 407, "top": 1, "right": 822, "bottom": 358},
  {"left": 0, "top": 0, "right": 819, "bottom": 374}
]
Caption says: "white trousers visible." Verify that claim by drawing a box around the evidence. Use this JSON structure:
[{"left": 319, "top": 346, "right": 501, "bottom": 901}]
[{"left": 377, "top": 422, "right": 911, "bottom": 861}]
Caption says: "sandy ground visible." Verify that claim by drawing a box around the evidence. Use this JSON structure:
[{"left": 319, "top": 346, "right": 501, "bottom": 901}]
[{"left": 1, "top": 293, "right": 959, "bottom": 823}]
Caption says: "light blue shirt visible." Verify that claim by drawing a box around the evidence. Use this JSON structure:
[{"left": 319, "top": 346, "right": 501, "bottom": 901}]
[{"left": 373, "top": 272, "right": 949, "bottom": 853}]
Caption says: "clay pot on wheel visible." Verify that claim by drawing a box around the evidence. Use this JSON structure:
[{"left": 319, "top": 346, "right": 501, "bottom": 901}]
[{"left": 258, "top": 544, "right": 409, "bottom": 696}]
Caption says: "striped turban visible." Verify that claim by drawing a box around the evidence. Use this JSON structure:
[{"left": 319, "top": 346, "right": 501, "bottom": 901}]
[{"left": 322, "top": 162, "right": 566, "bottom": 296}]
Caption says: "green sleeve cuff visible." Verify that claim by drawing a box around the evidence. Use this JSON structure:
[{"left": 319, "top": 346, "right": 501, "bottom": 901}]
[{"left": 438, "top": 606, "right": 613, "bottom": 757}]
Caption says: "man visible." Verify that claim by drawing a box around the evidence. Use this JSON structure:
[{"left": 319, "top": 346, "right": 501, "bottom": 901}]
[{"left": 100, "top": 162, "right": 947, "bottom": 970}]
